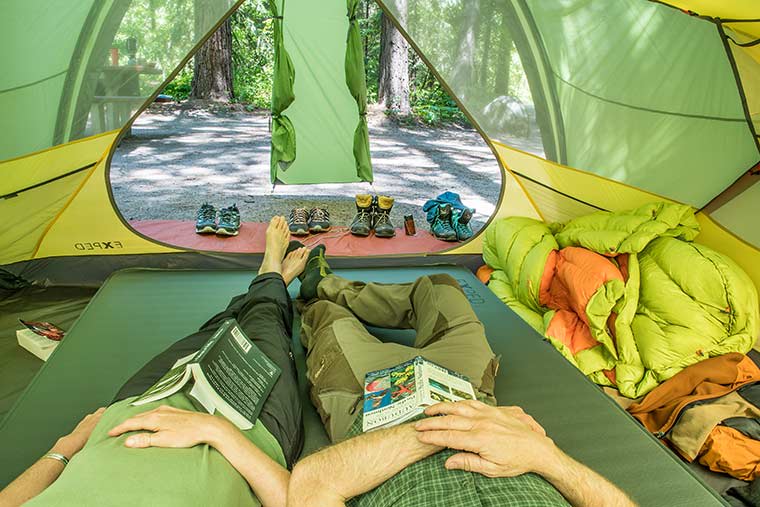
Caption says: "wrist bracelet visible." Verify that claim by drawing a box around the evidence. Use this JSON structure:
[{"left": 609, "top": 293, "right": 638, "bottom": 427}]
[{"left": 43, "top": 453, "right": 70, "bottom": 467}]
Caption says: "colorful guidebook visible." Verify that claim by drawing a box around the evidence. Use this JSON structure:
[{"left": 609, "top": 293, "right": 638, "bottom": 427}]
[
  {"left": 362, "top": 355, "right": 476, "bottom": 432},
  {"left": 132, "top": 318, "right": 281, "bottom": 430}
]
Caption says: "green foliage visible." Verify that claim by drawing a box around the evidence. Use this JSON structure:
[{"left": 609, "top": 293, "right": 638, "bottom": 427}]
[
  {"left": 112, "top": 0, "right": 197, "bottom": 96},
  {"left": 152, "top": 0, "right": 493, "bottom": 125},
  {"left": 162, "top": 68, "right": 192, "bottom": 100},
  {"left": 230, "top": 0, "right": 274, "bottom": 108},
  {"left": 359, "top": 4, "right": 382, "bottom": 104}
]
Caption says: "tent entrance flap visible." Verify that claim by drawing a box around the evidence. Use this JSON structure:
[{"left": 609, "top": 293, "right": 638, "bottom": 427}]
[{"left": 271, "top": 0, "right": 373, "bottom": 184}]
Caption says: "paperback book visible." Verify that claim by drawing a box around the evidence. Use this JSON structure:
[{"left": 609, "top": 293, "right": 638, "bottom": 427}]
[
  {"left": 16, "top": 320, "right": 66, "bottom": 361},
  {"left": 132, "top": 318, "right": 280, "bottom": 430},
  {"left": 362, "top": 355, "right": 476, "bottom": 432}
]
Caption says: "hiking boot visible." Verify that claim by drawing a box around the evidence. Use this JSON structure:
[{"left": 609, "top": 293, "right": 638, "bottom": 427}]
[
  {"left": 299, "top": 245, "right": 332, "bottom": 301},
  {"left": 350, "top": 194, "right": 373, "bottom": 237},
  {"left": 195, "top": 203, "right": 217, "bottom": 234},
  {"left": 288, "top": 208, "right": 310, "bottom": 236},
  {"left": 372, "top": 195, "right": 396, "bottom": 238},
  {"left": 308, "top": 207, "right": 331, "bottom": 233},
  {"left": 453, "top": 207, "right": 474, "bottom": 242},
  {"left": 216, "top": 204, "right": 241, "bottom": 236},
  {"left": 431, "top": 204, "right": 457, "bottom": 241}
]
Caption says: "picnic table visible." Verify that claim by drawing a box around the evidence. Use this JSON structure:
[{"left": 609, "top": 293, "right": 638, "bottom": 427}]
[{"left": 90, "top": 64, "right": 162, "bottom": 134}]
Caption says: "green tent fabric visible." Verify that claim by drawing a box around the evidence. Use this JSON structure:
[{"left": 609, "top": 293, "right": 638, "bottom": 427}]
[
  {"left": 345, "top": 0, "right": 373, "bottom": 182},
  {"left": 268, "top": 0, "right": 297, "bottom": 182},
  {"left": 270, "top": 0, "right": 373, "bottom": 184}
]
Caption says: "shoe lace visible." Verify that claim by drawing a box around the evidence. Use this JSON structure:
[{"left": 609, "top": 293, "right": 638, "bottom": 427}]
[
  {"left": 374, "top": 208, "right": 391, "bottom": 226},
  {"left": 310, "top": 208, "right": 329, "bottom": 222},
  {"left": 290, "top": 208, "right": 308, "bottom": 223},
  {"left": 354, "top": 208, "right": 370, "bottom": 223},
  {"left": 197, "top": 204, "right": 215, "bottom": 221}
]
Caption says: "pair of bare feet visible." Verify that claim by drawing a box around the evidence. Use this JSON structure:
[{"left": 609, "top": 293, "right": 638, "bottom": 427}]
[{"left": 259, "top": 216, "right": 310, "bottom": 285}]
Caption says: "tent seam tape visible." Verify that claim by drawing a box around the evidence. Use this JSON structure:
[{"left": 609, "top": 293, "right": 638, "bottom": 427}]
[
  {"left": 497, "top": 156, "right": 546, "bottom": 222},
  {"left": 552, "top": 72, "right": 747, "bottom": 122},
  {"left": 0, "top": 69, "right": 68, "bottom": 95},
  {"left": 513, "top": 171, "right": 606, "bottom": 212},
  {"left": 30, "top": 145, "right": 112, "bottom": 259}
]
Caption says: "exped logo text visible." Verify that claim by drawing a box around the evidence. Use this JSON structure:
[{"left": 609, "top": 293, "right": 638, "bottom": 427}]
[{"left": 74, "top": 241, "right": 124, "bottom": 250}]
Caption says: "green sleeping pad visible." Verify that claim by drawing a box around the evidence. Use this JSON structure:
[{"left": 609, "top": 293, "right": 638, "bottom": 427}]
[{"left": 0, "top": 267, "right": 727, "bottom": 505}]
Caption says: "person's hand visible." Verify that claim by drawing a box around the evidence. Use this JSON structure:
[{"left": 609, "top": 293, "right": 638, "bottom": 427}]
[
  {"left": 414, "top": 400, "right": 559, "bottom": 478},
  {"left": 107, "top": 405, "right": 232, "bottom": 449},
  {"left": 52, "top": 407, "right": 107, "bottom": 459}
]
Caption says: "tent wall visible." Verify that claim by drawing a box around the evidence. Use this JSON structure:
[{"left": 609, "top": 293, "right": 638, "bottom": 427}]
[
  {"left": 0, "top": 0, "right": 238, "bottom": 164},
  {"left": 527, "top": 0, "right": 758, "bottom": 207},
  {"left": 380, "top": 0, "right": 759, "bottom": 207},
  {"left": 0, "top": 1, "right": 96, "bottom": 160},
  {"left": 0, "top": 133, "right": 180, "bottom": 267}
]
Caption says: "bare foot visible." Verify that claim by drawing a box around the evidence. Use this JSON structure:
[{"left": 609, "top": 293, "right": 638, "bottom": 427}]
[
  {"left": 282, "top": 247, "right": 309, "bottom": 285},
  {"left": 259, "top": 216, "right": 291, "bottom": 276}
]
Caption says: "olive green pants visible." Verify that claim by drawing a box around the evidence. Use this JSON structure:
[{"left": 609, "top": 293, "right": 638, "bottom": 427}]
[{"left": 300, "top": 273, "right": 499, "bottom": 443}]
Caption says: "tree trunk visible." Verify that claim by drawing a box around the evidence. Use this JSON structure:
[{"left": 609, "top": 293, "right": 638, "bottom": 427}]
[
  {"left": 191, "top": 8, "right": 234, "bottom": 102},
  {"left": 378, "top": 1, "right": 410, "bottom": 116},
  {"left": 494, "top": 5, "right": 513, "bottom": 95},
  {"left": 478, "top": 0, "right": 494, "bottom": 89},
  {"left": 451, "top": 2, "right": 480, "bottom": 103}
]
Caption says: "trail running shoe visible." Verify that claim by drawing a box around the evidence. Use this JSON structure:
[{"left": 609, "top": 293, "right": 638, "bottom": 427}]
[
  {"left": 195, "top": 203, "right": 217, "bottom": 234},
  {"left": 216, "top": 204, "right": 241, "bottom": 236},
  {"left": 431, "top": 203, "right": 457, "bottom": 241},
  {"left": 453, "top": 207, "right": 475, "bottom": 242},
  {"left": 372, "top": 195, "right": 396, "bottom": 238},
  {"left": 350, "top": 194, "right": 373, "bottom": 237},
  {"left": 308, "top": 207, "right": 331, "bottom": 233},
  {"left": 289, "top": 207, "right": 310, "bottom": 236}
]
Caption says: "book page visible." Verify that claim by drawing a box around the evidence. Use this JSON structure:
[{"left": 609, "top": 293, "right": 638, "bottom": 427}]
[
  {"left": 131, "top": 354, "right": 195, "bottom": 406},
  {"left": 422, "top": 359, "right": 476, "bottom": 406}
]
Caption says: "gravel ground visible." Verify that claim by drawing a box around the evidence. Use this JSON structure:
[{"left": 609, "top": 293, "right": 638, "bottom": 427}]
[{"left": 111, "top": 103, "right": 540, "bottom": 235}]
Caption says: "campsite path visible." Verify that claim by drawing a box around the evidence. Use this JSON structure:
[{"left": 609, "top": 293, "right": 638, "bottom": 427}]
[{"left": 111, "top": 105, "right": 542, "bottom": 236}]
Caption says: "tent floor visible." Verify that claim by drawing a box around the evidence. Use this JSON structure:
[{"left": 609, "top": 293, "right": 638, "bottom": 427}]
[
  {"left": 130, "top": 220, "right": 454, "bottom": 255},
  {"left": 0, "top": 266, "right": 734, "bottom": 504},
  {"left": 0, "top": 286, "right": 96, "bottom": 420}
]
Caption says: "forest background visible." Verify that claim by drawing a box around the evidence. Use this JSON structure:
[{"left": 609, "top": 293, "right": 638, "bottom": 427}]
[{"left": 114, "top": 0, "right": 529, "bottom": 126}]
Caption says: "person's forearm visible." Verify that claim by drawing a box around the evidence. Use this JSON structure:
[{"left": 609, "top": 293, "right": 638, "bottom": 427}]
[
  {"left": 0, "top": 438, "right": 76, "bottom": 506},
  {"left": 289, "top": 423, "right": 442, "bottom": 506},
  {"left": 538, "top": 447, "right": 636, "bottom": 507},
  {"left": 209, "top": 421, "right": 289, "bottom": 507}
]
